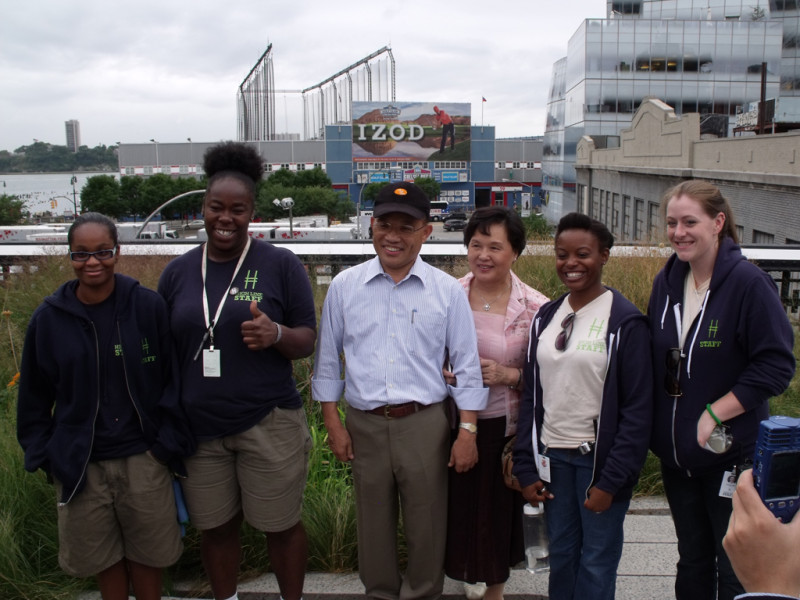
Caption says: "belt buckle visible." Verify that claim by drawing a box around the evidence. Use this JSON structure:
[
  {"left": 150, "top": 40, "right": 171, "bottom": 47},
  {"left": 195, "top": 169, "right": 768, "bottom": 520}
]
[{"left": 384, "top": 405, "right": 393, "bottom": 419}]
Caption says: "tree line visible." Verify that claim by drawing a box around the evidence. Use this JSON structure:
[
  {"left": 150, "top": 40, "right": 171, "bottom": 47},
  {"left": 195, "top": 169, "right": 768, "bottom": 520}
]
[
  {"left": 0, "top": 167, "right": 444, "bottom": 226},
  {"left": 0, "top": 142, "right": 119, "bottom": 173},
  {"left": 79, "top": 167, "right": 357, "bottom": 223}
]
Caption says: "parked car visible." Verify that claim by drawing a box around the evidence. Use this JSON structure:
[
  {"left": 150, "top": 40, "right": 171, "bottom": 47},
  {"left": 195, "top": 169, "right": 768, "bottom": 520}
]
[
  {"left": 443, "top": 212, "right": 468, "bottom": 232},
  {"left": 184, "top": 219, "right": 205, "bottom": 230}
]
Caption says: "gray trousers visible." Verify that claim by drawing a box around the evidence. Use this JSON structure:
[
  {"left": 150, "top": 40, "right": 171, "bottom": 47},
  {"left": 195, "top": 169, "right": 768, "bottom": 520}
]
[{"left": 346, "top": 403, "right": 449, "bottom": 600}]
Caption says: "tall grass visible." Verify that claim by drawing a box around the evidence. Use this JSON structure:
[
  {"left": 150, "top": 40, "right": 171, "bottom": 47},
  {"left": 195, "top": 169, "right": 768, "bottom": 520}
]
[
  {"left": 1, "top": 249, "right": 798, "bottom": 597},
  {"left": 0, "top": 388, "right": 88, "bottom": 600}
]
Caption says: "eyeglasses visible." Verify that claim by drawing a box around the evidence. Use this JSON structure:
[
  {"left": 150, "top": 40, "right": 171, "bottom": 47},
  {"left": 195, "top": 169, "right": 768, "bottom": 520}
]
[
  {"left": 554, "top": 312, "right": 576, "bottom": 351},
  {"left": 69, "top": 247, "right": 117, "bottom": 262},
  {"left": 373, "top": 220, "right": 427, "bottom": 236},
  {"left": 664, "top": 347, "right": 682, "bottom": 397}
]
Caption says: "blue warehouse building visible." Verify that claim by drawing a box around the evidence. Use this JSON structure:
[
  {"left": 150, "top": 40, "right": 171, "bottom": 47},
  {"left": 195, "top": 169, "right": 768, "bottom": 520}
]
[{"left": 117, "top": 125, "right": 543, "bottom": 218}]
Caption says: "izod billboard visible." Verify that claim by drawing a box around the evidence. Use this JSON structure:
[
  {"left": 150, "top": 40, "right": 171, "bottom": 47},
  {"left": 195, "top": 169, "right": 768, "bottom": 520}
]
[{"left": 352, "top": 101, "right": 471, "bottom": 162}]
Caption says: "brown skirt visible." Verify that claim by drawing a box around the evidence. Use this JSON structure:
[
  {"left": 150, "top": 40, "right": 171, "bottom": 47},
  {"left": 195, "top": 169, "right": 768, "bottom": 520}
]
[{"left": 444, "top": 416, "right": 525, "bottom": 586}]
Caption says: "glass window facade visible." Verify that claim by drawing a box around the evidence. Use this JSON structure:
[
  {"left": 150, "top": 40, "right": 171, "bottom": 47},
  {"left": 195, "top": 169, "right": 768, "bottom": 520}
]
[{"left": 544, "top": 0, "right": 792, "bottom": 220}]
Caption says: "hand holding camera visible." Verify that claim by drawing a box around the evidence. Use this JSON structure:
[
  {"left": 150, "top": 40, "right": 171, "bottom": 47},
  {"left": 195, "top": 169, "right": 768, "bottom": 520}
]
[{"left": 723, "top": 468, "right": 800, "bottom": 598}]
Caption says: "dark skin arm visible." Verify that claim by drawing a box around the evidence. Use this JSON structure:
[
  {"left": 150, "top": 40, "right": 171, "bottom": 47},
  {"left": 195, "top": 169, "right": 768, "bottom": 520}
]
[{"left": 240, "top": 300, "right": 316, "bottom": 359}]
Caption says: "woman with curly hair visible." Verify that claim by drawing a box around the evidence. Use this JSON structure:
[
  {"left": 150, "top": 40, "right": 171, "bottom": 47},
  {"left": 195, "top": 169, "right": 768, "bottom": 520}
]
[
  {"left": 158, "top": 142, "right": 317, "bottom": 600},
  {"left": 513, "top": 213, "right": 652, "bottom": 600}
]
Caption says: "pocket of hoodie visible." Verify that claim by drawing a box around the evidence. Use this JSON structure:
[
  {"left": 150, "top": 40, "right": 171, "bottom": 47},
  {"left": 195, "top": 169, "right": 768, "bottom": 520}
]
[{"left": 46, "top": 424, "right": 93, "bottom": 486}]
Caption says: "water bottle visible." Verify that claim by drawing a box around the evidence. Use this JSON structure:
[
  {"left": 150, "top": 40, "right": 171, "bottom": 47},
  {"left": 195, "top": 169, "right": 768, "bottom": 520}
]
[{"left": 523, "top": 502, "right": 549, "bottom": 573}]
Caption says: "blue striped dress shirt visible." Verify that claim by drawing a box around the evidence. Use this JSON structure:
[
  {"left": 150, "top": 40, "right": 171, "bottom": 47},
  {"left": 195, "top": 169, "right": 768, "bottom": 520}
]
[{"left": 312, "top": 256, "right": 488, "bottom": 411}]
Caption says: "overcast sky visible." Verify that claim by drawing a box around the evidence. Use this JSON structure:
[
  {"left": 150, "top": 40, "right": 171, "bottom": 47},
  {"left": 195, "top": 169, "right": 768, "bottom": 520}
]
[{"left": 1, "top": 0, "right": 604, "bottom": 151}]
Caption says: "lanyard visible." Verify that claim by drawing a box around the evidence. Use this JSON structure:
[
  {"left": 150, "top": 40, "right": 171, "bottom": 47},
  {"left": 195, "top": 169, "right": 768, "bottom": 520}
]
[{"left": 201, "top": 237, "right": 251, "bottom": 347}]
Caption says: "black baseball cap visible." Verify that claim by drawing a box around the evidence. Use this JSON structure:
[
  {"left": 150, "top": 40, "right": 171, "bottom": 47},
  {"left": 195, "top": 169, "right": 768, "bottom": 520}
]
[{"left": 373, "top": 182, "right": 430, "bottom": 221}]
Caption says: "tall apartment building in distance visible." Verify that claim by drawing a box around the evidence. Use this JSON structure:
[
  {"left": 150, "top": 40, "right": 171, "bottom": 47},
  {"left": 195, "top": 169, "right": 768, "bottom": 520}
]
[
  {"left": 65, "top": 119, "right": 81, "bottom": 152},
  {"left": 541, "top": 0, "right": 800, "bottom": 220}
]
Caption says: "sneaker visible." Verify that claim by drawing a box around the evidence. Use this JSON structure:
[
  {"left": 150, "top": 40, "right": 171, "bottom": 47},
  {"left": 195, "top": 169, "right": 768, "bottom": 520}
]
[{"left": 464, "top": 581, "right": 487, "bottom": 600}]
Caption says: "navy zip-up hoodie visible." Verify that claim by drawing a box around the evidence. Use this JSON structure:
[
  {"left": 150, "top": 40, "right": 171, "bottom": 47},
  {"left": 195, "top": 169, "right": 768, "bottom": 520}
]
[
  {"left": 513, "top": 288, "right": 653, "bottom": 501},
  {"left": 648, "top": 237, "right": 795, "bottom": 475},
  {"left": 17, "top": 274, "right": 196, "bottom": 504}
]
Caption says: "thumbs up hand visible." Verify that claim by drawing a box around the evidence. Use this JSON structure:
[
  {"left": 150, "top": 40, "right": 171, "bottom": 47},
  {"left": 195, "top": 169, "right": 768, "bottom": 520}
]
[{"left": 241, "top": 300, "right": 278, "bottom": 350}]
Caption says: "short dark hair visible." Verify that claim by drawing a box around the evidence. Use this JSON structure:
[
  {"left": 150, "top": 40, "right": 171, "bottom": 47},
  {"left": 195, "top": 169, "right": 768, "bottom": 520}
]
[
  {"left": 555, "top": 212, "right": 614, "bottom": 251},
  {"left": 68, "top": 212, "right": 118, "bottom": 247},
  {"left": 202, "top": 141, "right": 264, "bottom": 202},
  {"left": 463, "top": 207, "right": 527, "bottom": 256}
]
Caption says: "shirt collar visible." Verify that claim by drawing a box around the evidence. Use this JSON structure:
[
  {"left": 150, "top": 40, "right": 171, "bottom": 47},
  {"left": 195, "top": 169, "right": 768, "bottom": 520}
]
[{"left": 363, "top": 255, "right": 428, "bottom": 286}]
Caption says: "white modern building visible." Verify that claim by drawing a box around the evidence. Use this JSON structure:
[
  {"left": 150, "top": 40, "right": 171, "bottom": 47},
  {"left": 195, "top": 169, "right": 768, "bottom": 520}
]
[{"left": 542, "top": 0, "right": 800, "bottom": 220}]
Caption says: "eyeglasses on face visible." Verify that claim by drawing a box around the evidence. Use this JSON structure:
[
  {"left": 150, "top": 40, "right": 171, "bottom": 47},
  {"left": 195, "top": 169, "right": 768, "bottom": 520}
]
[
  {"left": 373, "top": 220, "right": 426, "bottom": 236},
  {"left": 69, "top": 247, "right": 117, "bottom": 262},
  {"left": 555, "top": 312, "right": 576, "bottom": 351},
  {"left": 664, "top": 347, "right": 683, "bottom": 397}
]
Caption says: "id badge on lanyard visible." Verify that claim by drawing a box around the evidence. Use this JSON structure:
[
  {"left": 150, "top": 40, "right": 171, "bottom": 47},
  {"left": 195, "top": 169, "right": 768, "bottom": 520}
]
[{"left": 198, "top": 238, "right": 252, "bottom": 378}]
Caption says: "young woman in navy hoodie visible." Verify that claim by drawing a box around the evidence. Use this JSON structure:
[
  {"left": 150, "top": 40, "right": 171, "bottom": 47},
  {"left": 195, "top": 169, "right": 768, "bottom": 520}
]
[
  {"left": 17, "top": 212, "right": 195, "bottom": 600},
  {"left": 649, "top": 180, "right": 795, "bottom": 600},
  {"left": 513, "top": 213, "right": 652, "bottom": 600}
]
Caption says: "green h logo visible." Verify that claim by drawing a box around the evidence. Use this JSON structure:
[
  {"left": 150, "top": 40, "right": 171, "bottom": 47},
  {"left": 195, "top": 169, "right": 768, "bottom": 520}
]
[
  {"left": 244, "top": 270, "right": 259, "bottom": 290},
  {"left": 707, "top": 320, "right": 719, "bottom": 338},
  {"left": 588, "top": 318, "right": 605, "bottom": 339}
]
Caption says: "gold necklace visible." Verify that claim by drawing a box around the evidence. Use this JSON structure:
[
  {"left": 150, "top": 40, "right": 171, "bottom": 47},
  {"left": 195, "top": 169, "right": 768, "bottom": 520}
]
[{"left": 477, "top": 279, "right": 511, "bottom": 312}]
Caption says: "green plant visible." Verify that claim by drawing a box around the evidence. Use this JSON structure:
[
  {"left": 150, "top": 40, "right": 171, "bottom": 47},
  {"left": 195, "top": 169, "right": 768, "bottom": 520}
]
[
  {"left": 0, "top": 388, "right": 89, "bottom": 600},
  {"left": 523, "top": 213, "right": 553, "bottom": 241}
]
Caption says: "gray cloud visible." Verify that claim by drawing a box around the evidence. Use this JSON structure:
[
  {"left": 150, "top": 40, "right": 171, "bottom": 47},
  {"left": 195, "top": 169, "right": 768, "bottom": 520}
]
[{"left": 0, "top": 0, "right": 602, "bottom": 150}]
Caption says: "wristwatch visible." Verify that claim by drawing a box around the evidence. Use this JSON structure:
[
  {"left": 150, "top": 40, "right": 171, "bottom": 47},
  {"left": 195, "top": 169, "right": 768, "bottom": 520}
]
[{"left": 459, "top": 422, "right": 478, "bottom": 434}]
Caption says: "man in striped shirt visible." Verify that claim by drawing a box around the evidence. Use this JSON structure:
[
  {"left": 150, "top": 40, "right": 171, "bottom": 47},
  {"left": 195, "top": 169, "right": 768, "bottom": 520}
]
[{"left": 313, "top": 182, "right": 487, "bottom": 600}]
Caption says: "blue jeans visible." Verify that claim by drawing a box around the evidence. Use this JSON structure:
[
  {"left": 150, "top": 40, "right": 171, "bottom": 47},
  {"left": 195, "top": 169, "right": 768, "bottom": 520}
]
[
  {"left": 661, "top": 465, "right": 744, "bottom": 600},
  {"left": 545, "top": 448, "right": 629, "bottom": 600}
]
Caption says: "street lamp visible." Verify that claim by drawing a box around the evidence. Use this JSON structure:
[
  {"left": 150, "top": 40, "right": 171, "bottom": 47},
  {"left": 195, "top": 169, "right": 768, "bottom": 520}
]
[
  {"left": 70, "top": 175, "right": 78, "bottom": 215},
  {"left": 187, "top": 138, "right": 192, "bottom": 169},
  {"left": 273, "top": 197, "right": 295, "bottom": 236},
  {"left": 149, "top": 138, "right": 159, "bottom": 169}
]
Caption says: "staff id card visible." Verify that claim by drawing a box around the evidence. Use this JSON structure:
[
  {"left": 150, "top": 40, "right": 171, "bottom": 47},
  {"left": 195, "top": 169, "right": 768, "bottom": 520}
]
[
  {"left": 718, "top": 469, "right": 737, "bottom": 498},
  {"left": 203, "top": 347, "right": 221, "bottom": 378},
  {"left": 538, "top": 454, "right": 552, "bottom": 483}
]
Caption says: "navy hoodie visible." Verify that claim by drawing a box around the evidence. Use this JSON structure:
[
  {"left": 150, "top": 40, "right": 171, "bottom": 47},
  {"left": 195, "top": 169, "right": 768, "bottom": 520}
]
[
  {"left": 17, "top": 274, "right": 196, "bottom": 504},
  {"left": 513, "top": 288, "right": 653, "bottom": 501},
  {"left": 648, "top": 237, "right": 795, "bottom": 475}
]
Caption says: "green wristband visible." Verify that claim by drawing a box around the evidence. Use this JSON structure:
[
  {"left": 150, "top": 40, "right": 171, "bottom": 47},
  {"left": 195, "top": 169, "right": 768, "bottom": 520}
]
[{"left": 706, "top": 403, "right": 723, "bottom": 426}]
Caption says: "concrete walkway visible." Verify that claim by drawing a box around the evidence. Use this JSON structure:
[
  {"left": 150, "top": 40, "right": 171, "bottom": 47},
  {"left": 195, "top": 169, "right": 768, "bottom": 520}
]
[{"left": 78, "top": 496, "right": 678, "bottom": 600}]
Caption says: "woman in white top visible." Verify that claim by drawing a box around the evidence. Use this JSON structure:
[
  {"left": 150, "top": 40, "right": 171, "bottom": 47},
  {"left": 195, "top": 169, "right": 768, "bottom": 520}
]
[{"left": 513, "top": 213, "right": 653, "bottom": 600}]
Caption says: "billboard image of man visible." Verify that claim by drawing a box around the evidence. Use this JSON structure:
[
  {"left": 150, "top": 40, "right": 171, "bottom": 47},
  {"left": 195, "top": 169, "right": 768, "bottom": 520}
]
[{"left": 433, "top": 105, "right": 455, "bottom": 154}]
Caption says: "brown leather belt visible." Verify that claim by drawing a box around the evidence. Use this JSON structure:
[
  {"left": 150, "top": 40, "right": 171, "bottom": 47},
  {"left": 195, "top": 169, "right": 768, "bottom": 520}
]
[{"left": 365, "top": 401, "right": 431, "bottom": 419}]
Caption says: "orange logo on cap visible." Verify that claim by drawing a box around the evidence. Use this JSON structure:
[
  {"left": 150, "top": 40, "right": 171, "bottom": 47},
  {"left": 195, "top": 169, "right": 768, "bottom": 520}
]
[{"left": 394, "top": 188, "right": 408, "bottom": 196}]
